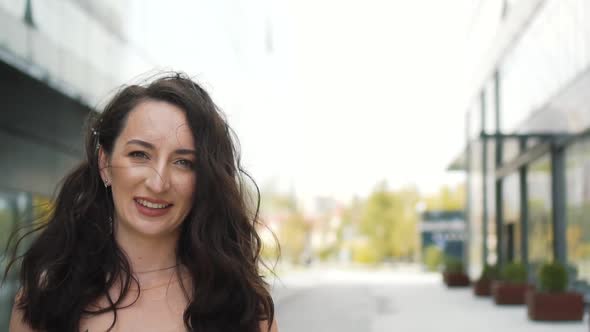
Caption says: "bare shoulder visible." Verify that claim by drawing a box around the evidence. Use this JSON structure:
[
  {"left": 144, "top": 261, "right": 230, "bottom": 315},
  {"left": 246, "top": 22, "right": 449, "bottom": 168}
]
[
  {"left": 259, "top": 318, "right": 279, "bottom": 332},
  {"left": 9, "top": 290, "right": 35, "bottom": 332}
]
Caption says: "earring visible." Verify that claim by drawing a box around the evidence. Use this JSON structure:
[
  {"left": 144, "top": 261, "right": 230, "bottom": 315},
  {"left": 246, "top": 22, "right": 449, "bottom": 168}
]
[
  {"left": 104, "top": 179, "right": 110, "bottom": 188},
  {"left": 108, "top": 216, "right": 113, "bottom": 234}
]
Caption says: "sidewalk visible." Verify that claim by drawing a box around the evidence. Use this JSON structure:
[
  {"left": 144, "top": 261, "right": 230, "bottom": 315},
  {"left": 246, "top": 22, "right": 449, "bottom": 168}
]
[
  {"left": 372, "top": 276, "right": 588, "bottom": 332},
  {"left": 271, "top": 266, "right": 589, "bottom": 332}
]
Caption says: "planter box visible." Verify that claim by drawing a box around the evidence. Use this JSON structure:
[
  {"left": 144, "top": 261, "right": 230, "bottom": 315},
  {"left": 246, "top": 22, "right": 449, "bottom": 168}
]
[
  {"left": 473, "top": 279, "right": 492, "bottom": 296},
  {"left": 443, "top": 272, "right": 470, "bottom": 287},
  {"left": 526, "top": 290, "right": 584, "bottom": 321},
  {"left": 492, "top": 281, "right": 531, "bottom": 305}
]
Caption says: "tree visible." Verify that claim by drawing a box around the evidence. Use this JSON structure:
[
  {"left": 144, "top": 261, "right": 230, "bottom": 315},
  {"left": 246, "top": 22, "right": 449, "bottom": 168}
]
[
  {"left": 260, "top": 190, "right": 310, "bottom": 265},
  {"left": 424, "top": 185, "right": 465, "bottom": 211},
  {"left": 278, "top": 212, "right": 310, "bottom": 264},
  {"left": 358, "top": 182, "right": 419, "bottom": 261}
]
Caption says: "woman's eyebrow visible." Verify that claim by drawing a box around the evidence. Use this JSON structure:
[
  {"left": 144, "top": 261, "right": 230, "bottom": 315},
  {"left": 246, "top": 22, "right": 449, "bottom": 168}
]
[
  {"left": 127, "top": 139, "right": 196, "bottom": 156},
  {"left": 175, "top": 148, "right": 197, "bottom": 156},
  {"left": 126, "top": 139, "right": 154, "bottom": 149}
]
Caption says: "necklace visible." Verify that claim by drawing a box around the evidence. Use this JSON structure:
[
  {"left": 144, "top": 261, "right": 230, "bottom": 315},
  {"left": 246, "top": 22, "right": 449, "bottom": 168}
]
[
  {"left": 129, "top": 275, "right": 190, "bottom": 292},
  {"left": 134, "top": 264, "right": 179, "bottom": 274}
]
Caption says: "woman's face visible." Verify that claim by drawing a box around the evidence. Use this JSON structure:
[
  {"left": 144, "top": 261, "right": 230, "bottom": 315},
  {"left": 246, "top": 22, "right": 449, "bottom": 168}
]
[{"left": 100, "top": 100, "right": 196, "bottom": 239}]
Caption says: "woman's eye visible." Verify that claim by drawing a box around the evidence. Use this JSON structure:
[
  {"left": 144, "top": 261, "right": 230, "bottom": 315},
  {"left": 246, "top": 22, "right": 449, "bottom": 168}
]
[
  {"left": 129, "top": 151, "right": 149, "bottom": 159},
  {"left": 175, "top": 159, "right": 195, "bottom": 169}
]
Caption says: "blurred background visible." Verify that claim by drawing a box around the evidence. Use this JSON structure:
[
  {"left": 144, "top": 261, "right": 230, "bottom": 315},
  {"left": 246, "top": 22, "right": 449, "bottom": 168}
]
[{"left": 1, "top": 0, "right": 590, "bottom": 331}]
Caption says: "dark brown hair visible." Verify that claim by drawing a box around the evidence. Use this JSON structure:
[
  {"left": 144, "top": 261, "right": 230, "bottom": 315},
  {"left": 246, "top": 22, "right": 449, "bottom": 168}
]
[{"left": 4, "top": 72, "right": 275, "bottom": 331}]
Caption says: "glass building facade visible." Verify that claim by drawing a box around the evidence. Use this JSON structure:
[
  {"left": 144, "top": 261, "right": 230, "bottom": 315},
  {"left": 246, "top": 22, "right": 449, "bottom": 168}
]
[{"left": 454, "top": 0, "right": 590, "bottom": 298}]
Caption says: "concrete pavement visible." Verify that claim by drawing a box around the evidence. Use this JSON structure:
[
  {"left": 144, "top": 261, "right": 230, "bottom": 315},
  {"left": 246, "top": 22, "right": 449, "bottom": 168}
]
[{"left": 271, "top": 265, "right": 588, "bottom": 332}]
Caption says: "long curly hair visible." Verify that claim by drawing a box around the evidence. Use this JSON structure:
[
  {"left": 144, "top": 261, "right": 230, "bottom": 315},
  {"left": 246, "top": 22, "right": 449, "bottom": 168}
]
[{"left": 3, "top": 72, "right": 276, "bottom": 332}]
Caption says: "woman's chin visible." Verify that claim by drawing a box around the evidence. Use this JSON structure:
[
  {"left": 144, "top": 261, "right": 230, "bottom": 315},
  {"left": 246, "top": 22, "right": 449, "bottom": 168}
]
[{"left": 117, "top": 216, "right": 180, "bottom": 239}]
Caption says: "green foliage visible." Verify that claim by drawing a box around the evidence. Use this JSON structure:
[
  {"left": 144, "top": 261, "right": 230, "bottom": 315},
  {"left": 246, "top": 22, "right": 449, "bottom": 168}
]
[
  {"left": 352, "top": 241, "right": 380, "bottom": 264},
  {"left": 260, "top": 240, "right": 280, "bottom": 262},
  {"left": 317, "top": 245, "right": 337, "bottom": 261},
  {"left": 424, "top": 185, "right": 465, "bottom": 211},
  {"left": 565, "top": 202, "right": 590, "bottom": 261},
  {"left": 443, "top": 256, "right": 464, "bottom": 274},
  {"left": 423, "top": 245, "right": 443, "bottom": 271},
  {"left": 538, "top": 262, "right": 568, "bottom": 293},
  {"left": 478, "top": 264, "right": 499, "bottom": 281},
  {"left": 278, "top": 212, "right": 310, "bottom": 264},
  {"left": 528, "top": 199, "right": 553, "bottom": 263},
  {"left": 359, "top": 183, "right": 419, "bottom": 261},
  {"left": 501, "top": 262, "right": 527, "bottom": 284}
]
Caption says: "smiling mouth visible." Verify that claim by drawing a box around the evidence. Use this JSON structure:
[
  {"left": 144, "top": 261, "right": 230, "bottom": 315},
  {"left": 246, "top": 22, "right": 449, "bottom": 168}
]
[{"left": 134, "top": 198, "right": 172, "bottom": 209}]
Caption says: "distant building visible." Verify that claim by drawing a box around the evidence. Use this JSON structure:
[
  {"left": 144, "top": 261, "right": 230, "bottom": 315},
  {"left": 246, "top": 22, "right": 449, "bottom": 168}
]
[{"left": 419, "top": 210, "right": 466, "bottom": 259}]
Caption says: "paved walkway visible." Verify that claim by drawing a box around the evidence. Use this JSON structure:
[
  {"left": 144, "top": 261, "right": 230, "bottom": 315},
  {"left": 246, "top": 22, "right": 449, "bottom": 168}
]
[{"left": 271, "top": 266, "right": 589, "bottom": 332}]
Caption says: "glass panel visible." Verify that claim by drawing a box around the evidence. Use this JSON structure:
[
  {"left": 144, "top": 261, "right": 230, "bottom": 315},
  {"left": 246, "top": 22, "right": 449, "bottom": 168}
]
[
  {"left": 484, "top": 79, "right": 497, "bottom": 134},
  {"left": 0, "top": 191, "right": 40, "bottom": 331},
  {"left": 467, "top": 140, "right": 483, "bottom": 277},
  {"left": 527, "top": 155, "right": 553, "bottom": 276},
  {"left": 468, "top": 103, "right": 482, "bottom": 141},
  {"left": 503, "top": 173, "right": 521, "bottom": 262},
  {"left": 500, "top": 0, "right": 590, "bottom": 133},
  {"left": 485, "top": 138, "right": 497, "bottom": 265},
  {"left": 565, "top": 136, "right": 590, "bottom": 286},
  {"left": 0, "top": 192, "right": 16, "bottom": 330},
  {"left": 501, "top": 138, "right": 520, "bottom": 164}
]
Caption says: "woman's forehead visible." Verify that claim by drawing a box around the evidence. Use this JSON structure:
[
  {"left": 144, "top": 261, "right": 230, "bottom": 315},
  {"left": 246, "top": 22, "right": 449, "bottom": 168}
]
[{"left": 118, "top": 100, "right": 195, "bottom": 148}]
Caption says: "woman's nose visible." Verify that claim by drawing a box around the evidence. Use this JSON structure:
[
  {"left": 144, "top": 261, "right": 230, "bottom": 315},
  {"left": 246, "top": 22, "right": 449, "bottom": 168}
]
[{"left": 145, "top": 164, "right": 171, "bottom": 193}]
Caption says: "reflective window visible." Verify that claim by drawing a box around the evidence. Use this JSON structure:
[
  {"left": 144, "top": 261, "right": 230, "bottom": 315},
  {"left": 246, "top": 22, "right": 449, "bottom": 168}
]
[
  {"left": 500, "top": 0, "right": 590, "bottom": 132},
  {"left": 485, "top": 136, "right": 497, "bottom": 265},
  {"left": 565, "top": 137, "right": 590, "bottom": 285},
  {"left": 0, "top": 191, "right": 47, "bottom": 331},
  {"left": 503, "top": 173, "right": 521, "bottom": 262},
  {"left": 527, "top": 155, "right": 553, "bottom": 270},
  {"left": 0, "top": 191, "right": 30, "bottom": 330},
  {"left": 484, "top": 79, "right": 497, "bottom": 134},
  {"left": 467, "top": 140, "right": 483, "bottom": 277},
  {"left": 467, "top": 103, "right": 482, "bottom": 141}
]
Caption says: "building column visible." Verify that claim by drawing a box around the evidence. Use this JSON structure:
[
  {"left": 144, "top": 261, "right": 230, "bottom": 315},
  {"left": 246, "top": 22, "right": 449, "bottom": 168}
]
[
  {"left": 465, "top": 111, "right": 472, "bottom": 268},
  {"left": 493, "top": 70, "right": 504, "bottom": 268},
  {"left": 481, "top": 90, "right": 489, "bottom": 265},
  {"left": 519, "top": 138, "right": 529, "bottom": 267},
  {"left": 550, "top": 143, "right": 567, "bottom": 264}
]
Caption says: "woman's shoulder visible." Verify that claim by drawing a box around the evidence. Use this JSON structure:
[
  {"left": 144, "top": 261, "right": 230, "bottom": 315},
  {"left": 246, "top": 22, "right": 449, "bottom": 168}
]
[
  {"left": 9, "top": 290, "right": 35, "bottom": 332},
  {"left": 259, "top": 317, "right": 279, "bottom": 332}
]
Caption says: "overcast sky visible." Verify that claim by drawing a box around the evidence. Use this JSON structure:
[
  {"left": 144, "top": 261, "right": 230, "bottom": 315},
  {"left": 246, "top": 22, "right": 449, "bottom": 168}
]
[{"left": 131, "top": 0, "right": 483, "bottom": 201}]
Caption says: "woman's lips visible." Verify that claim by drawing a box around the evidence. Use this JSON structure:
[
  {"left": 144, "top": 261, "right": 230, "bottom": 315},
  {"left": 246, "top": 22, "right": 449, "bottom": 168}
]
[{"left": 134, "top": 199, "right": 173, "bottom": 217}]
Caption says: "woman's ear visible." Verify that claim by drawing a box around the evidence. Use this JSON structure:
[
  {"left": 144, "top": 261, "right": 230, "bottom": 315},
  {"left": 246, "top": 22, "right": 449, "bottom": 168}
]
[{"left": 98, "top": 147, "right": 111, "bottom": 185}]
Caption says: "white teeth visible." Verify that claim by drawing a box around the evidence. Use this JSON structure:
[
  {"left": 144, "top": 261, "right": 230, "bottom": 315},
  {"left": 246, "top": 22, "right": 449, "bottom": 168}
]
[{"left": 136, "top": 199, "right": 169, "bottom": 209}]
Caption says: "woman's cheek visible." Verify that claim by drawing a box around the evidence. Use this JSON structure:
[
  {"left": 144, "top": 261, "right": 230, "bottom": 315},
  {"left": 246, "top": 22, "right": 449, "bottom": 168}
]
[{"left": 175, "top": 172, "right": 196, "bottom": 196}]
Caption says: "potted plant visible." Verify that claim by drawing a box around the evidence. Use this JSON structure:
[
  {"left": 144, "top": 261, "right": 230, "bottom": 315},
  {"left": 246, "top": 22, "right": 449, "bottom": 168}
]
[
  {"left": 473, "top": 264, "right": 498, "bottom": 296},
  {"left": 443, "top": 257, "right": 470, "bottom": 287},
  {"left": 526, "top": 262, "right": 584, "bottom": 321},
  {"left": 492, "top": 262, "right": 530, "bottom": 305}
]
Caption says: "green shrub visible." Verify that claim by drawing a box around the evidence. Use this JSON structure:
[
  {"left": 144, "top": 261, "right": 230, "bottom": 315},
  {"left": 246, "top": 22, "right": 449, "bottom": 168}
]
[
  {"left": 352, "top": 242, "right": 380, "bottom": 264},
  {"left": 478, "top": 264, "right": 499, "bottom": 281},
  {"left": 538, "top": 262, "right": 568, "bottom": 293},
  {"left": 317, "top": 245, "right": 337, "bottom": 261},
  {"left": 501, "top": 262, "right": 527, "bottom": 284},
  {"left": 443, "top": 256, "right": 464, "bottom": 274},
  {"left": 423, "top": 245, "right": 443, "bottom": 271}
]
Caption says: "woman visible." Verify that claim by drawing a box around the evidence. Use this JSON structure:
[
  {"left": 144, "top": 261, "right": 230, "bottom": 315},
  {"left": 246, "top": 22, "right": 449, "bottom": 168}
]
[{"left": 5, "top": 72, "right": 278, "bottom": 332}]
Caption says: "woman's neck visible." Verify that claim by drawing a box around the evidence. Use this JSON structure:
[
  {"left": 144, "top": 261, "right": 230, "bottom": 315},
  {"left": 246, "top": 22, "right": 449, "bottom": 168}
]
[{"left": 114, "top": 224, "right": 180, "bottom": 275}]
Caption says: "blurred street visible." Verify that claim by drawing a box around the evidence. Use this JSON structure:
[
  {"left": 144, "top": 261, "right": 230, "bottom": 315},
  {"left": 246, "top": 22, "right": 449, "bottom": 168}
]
[{"left": 271, "top": 266, "right": 588, "bottom": 332}]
